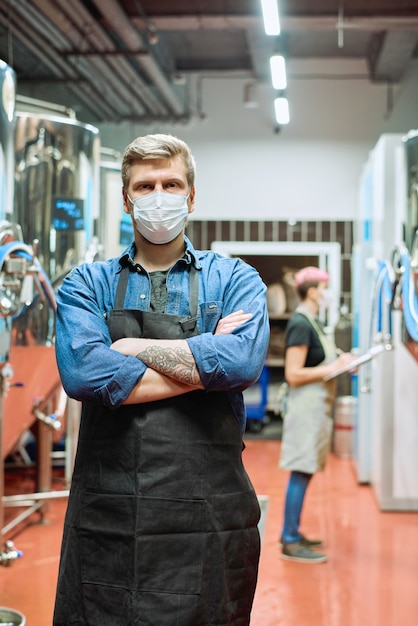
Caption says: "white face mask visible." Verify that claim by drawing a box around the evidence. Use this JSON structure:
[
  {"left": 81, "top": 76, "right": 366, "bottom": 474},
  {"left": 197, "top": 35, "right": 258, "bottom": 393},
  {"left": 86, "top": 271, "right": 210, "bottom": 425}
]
[
  {"left": 317, "top": 288, "right": 333, "bottom": 309},
  {"left": 127, "top": 191, "right": 189, "bottom": 244}
]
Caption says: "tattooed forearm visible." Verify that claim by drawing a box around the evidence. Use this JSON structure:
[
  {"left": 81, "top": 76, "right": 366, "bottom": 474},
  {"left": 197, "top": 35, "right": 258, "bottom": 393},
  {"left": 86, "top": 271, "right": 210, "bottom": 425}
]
[{"left": 136, "top": 346, "right": 201, "bottom": 385}]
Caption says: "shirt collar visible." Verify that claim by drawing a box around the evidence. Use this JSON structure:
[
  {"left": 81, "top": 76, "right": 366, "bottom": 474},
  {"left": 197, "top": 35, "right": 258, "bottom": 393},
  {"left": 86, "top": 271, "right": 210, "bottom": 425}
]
[
  {"left": 118, "top": 236, "right": 201, "bottom": 271},
  {"left": 183, "top": 235, "right": 201, "bottom": 269}
]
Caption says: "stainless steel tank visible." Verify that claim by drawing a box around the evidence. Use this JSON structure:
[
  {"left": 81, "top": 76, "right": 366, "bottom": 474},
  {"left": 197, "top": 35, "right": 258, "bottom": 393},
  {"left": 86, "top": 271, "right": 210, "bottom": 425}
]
[
  {"left": 404, "top": 130, "right": 418, "bottom": 253},
  {"left": 99, "top": 148, "right": 132, "bottom": 259},
  {"left": 0, "top": 60, "right": 16, "bottom": 221},
  {"left": 14, "top": 112, "right": 100, "bottom": 281},
  {"left": 401, "top": 131, "right": 418, "bottom": 359}
]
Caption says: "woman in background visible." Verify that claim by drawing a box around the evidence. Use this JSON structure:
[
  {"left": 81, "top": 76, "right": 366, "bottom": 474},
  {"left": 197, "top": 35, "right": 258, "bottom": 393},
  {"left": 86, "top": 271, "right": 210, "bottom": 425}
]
[{"left": 279, "top": 266, "right": 356, "bottom": 563}]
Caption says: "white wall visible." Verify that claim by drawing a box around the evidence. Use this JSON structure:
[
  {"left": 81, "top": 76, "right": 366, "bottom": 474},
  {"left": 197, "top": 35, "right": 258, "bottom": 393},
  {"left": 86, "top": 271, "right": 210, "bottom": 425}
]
[{"left": 97, "top": 59, "right": 418, "bottom": 222}]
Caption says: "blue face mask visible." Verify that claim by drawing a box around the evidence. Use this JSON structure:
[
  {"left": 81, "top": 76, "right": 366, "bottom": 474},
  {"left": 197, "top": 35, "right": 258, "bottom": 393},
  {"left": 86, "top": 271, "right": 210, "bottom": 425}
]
[{"left": 127, "top": 191, "right": 189, "bottom": 244}]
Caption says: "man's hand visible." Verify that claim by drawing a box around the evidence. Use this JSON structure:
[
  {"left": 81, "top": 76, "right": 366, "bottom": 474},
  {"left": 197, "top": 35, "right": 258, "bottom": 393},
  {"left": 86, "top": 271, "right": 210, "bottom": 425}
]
[
  {"left": 215, "top": 310, "right": 252, "bottom": 335},
  {"left": 110, "top": 309, "right": 251, "bottom": 388},
  {"left": 111, "top": 309, "right": 252, "bottom": 355}
]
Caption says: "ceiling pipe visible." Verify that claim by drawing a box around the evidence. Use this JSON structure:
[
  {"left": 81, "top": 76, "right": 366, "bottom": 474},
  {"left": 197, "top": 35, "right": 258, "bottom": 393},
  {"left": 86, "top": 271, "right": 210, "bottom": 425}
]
[
  {"left": 29, "top": 0, "right": 140, "bottom": 119},
  {"left": 16, "top": 95, "right": 77, "bottom": 119},
  {"left": 0, "top": 5, "right": 115, "bottom": 120},
  {"left": 4, "top": 0, "right": 120, "bottom": 119},
  {"left": 54, "top": 0, "right": 168, "bottom": 117},
  {"left": 90, "top": 0, "right": 185, "bottom": 117}
]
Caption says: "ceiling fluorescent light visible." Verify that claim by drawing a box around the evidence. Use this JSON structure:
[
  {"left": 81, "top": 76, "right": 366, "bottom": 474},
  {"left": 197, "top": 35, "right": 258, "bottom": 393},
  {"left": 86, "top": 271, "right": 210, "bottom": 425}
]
[
  {"left": 261, "top": 0, "right": 280, "bottom": 36},
  {"left": 274, "top": 97, "right": 290, "bottom": 125},
  {"left": 270, "top": 55, "right": 287, "bottom": 90}
]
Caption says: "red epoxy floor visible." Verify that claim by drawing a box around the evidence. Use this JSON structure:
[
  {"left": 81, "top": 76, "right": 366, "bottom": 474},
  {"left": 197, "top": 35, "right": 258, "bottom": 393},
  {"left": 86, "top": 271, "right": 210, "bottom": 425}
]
[{"left": 1, "top": 439, "right": 418, "bottom": 625}]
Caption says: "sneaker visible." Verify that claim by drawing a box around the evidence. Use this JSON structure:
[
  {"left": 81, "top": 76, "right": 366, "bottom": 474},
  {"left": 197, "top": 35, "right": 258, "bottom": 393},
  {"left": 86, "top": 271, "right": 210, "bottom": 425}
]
[
  {"left": 279, "top": 534, "right": 323, "bottom": 548},
  {"left": 299, "top": 534, "right": 324, "bottom": 548},
  {"left": 281, "top": 540, "right": 327, "bottom": 563}
]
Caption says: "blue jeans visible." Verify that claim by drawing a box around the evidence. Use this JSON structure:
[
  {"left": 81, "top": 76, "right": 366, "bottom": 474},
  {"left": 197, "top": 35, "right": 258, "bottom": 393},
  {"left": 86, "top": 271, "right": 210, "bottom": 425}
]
[{"left": 281, "top": 471, "right": 313, "bottom": 544}]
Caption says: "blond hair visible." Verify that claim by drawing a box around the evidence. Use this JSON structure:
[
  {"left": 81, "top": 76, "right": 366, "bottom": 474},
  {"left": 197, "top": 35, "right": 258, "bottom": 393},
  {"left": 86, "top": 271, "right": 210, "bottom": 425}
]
[{"left": 121, "top": 133, "right": 196, "bottom": 189}]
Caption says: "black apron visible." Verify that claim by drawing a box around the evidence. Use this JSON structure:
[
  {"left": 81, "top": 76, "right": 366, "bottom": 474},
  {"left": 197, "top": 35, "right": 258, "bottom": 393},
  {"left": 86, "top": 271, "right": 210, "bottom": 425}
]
[{"left": 53, "top": 265, "right": 261, "bottom": 626}]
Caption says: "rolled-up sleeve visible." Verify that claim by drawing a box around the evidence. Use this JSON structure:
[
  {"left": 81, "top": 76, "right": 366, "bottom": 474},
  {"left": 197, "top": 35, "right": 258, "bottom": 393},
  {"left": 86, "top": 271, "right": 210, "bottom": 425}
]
[
  {"left": 56, "top": 268, "right": 146, "bottom": 408},
  {"left": 187, "top": 259, "right": 269, "bottom": 391}
]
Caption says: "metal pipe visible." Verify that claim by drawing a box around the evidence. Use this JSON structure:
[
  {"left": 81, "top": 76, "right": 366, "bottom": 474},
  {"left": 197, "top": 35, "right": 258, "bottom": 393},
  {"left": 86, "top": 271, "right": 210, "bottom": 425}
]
[
  {"left": 55, "top": 0, "right": 167, "bottom": 117},
  {"left": 28, "top": 0, "right": 137, "bottom": 119},
  {"left": 0, "top": 3, "right": 116, "bottom": 120},
  {"left": 90, "top": 0, "right": 185, "bottom": 116},
  {"left": 3, "top": 490, "right": 70, "bottom": 504},
  {"left": 16, "top": 95, "right": 76, "bottom": 119},
  {"left": 2, "top": 501, "right": 44, "bottom": 537},
  {"left": 33, "top": 408, "right": 61, "bottom": 429}
]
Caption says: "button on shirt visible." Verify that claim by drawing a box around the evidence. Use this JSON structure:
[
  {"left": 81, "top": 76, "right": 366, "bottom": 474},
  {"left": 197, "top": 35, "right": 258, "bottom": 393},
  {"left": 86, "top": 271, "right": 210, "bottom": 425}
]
[{"left": 55, "top": 236, "right": 270, "bottom": 431}]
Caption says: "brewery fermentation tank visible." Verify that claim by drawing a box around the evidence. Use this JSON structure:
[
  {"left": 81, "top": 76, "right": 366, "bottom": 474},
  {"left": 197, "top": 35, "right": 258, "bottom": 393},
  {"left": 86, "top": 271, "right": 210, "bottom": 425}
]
[
  {"left": 0, "top": 60, "right": 16, "bottom": 221},
  {"left": 353, "top": 134, "right": 418, "bottom": 510},
  {"left": 14, "top": 112, "right": 100, "bottom": 282},
  {"left": 404, "top": 131, "right": 418, "bottom": 256}
]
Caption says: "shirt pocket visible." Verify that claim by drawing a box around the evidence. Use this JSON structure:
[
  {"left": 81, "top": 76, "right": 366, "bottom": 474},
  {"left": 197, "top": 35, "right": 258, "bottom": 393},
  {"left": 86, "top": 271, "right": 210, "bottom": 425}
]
[{"left": 199, "top": 301, "right": 223, "bottom": 332}]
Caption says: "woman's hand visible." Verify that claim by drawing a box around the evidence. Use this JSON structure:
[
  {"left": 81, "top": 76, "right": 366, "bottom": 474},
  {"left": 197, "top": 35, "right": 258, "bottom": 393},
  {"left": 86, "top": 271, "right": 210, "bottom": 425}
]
[
  {"left": 286, "top": 347, "right": 359, "bottom": 386},
  {"left": 327, "top": 352, "right": 359, "bottom": 377},
  {"left": 215, "top": 310, "right": 252, "bottom": 335}
]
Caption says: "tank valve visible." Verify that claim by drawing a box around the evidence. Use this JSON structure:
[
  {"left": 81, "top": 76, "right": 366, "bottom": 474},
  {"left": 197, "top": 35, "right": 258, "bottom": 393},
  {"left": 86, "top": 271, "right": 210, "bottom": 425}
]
[
  {"left": 0, "top": 541, "right": 23, "bottom": 566},
  {"left": 33, "top": 407, "right": 62, "bottom": 430},
  {"left": 0, "top": 362, "right": 14, "bottom": 395}
]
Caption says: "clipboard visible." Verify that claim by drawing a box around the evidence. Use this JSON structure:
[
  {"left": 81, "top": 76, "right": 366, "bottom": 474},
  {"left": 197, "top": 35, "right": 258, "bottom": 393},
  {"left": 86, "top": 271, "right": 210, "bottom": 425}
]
[{"left": 323, "top": 343, "right": 390, "bottom": 381}]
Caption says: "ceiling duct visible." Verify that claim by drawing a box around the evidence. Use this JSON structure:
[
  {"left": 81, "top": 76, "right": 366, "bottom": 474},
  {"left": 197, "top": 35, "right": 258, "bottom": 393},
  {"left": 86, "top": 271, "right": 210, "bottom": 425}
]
[
  {"left": 89, "top": 0, "right": 186, "bottom": 117},
  {"left": 0, "top": 4, "right": 117, "bottom": 120},
  {"left": 29, "top": 0, "right": 145, "bottom": 119},
  {"left": 368, "top": 30, "right": 418, "bottom": 82},
  {"left": 54, "top": 0, "right": 170, "bottom": 117}
]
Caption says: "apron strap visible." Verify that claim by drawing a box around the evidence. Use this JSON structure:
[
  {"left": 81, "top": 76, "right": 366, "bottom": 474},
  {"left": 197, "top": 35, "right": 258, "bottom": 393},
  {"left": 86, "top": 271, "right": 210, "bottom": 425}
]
[
  {"left": 115, "top": 263, "right": 199, "bottom": 318},
  {"left": 114, "top": 266, "right": 130, "bottom": 309},
  {"left": 295, "top": 306, "right": 336, "bottom": 362},
  {"left": 188, "top": 264, "right": 199, "bottom": 318}
]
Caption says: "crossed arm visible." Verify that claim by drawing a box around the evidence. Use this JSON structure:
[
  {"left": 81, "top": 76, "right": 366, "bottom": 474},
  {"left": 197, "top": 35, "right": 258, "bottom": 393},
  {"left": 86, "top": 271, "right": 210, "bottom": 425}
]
[{"left": 111, "top": 310, "right": 251, "bottom": 405}]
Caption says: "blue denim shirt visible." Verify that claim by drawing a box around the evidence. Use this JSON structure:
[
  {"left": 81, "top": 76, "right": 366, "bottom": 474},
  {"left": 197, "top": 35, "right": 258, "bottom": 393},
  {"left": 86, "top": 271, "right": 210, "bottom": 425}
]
[{"left": 55, "top": 236, "right": 269, "bottom": 431}]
